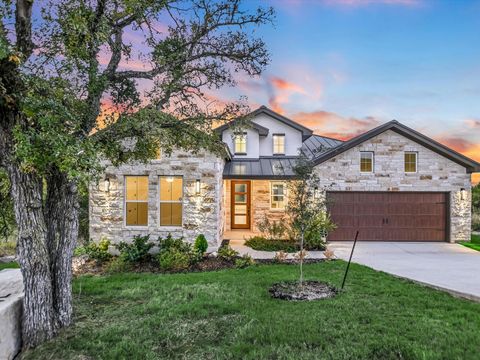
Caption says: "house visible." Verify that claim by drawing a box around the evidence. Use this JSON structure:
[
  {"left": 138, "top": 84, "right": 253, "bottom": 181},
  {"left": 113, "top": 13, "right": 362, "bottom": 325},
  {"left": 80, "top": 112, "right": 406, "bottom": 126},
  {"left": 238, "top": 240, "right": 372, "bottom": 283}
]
[{"left": 89, "top": 106, "right": 480, "bottom": 247}]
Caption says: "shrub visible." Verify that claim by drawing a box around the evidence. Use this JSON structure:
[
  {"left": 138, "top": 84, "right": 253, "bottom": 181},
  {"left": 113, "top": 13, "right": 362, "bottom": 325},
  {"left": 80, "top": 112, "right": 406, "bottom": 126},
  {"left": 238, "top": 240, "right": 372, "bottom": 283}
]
[
  {"left": 84, "top": 238, "right": 112, "bottom": 263},
  {"left": 105, "top": 257, "right": 132, "bottom": 274},
  {"left": 472, "top": 212, "right": 480, "bottom": 232},
  {"left": 304, "top": 212, "right": 336, "bottom": 251},
  {"left": 235, "top": 254, "right": 255, "bottom": 269},
  {"left": 116, "top": 235, "right": 155, "bottom": 263},
  {"left": 245, "top": 236, "right": 297, "bottom": 252},
  {"left": 0, "top": 240, "right": 16, "bottom": 257},
  {"left": 193, "top": 234, "right": 209, "bottom": 255},
  {"left": 158, "top": 249, "right": 192, "bottom": 271},
  {"left": 257, "top": 215, "right": 287, "bottom": 240},
  {"left": 217, "top": 245, "right": 238, "bottom": 261},
  {"left": 157, "top": 235, "right": 199, "bottom": 271},
  {"left": 273, "top": 250, "right": 288, "bottom": 263}
]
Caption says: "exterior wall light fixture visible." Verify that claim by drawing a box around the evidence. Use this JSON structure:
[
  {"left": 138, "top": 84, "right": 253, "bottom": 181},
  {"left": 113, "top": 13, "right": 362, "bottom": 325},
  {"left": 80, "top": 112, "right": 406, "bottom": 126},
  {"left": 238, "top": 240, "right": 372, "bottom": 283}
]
[
  {"left": 104, "top": 178, "right": 110, "bottom": 192},
  {"left": 460, "top": 188, "right": 466, "bottom": 201},
  {"left": 195, "top": 179, "right": 201, "bottom": 195}
]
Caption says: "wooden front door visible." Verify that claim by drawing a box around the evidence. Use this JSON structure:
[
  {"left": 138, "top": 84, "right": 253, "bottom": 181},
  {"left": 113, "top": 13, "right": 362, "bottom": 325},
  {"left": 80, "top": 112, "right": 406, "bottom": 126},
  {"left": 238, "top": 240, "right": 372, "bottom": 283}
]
[
  {"left": 327, "top": 192, "right": 448, "bottom": 242},
  {"left": 231, "top": 181, "right": 251, "bottom": 229}
]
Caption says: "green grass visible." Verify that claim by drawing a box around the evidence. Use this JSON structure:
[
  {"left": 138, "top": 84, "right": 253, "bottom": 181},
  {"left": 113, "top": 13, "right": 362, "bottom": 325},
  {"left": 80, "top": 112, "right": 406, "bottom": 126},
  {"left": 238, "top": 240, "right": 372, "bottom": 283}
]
[
  {"left": 21, "top": 262, "right": 480, "bottom": 360},
  {"left": 245, "top": 236, "right": 298, "bottom": 252},
  {"left": 459, "top": 234, "right": 480, "bottom": 252},
  {"left": 0, "top": 261, "right": 19, "bottom": 270}
]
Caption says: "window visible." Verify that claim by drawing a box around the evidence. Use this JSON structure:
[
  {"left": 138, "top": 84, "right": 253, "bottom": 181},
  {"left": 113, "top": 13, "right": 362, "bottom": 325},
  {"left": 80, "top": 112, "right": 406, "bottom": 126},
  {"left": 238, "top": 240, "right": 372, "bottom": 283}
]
[
  {"left": 234, "top": 133, "right": 247, "bottom": 154},
  {"left": 159, "top": 176, "right": 183, "bottom": 226},
  {"left": 273, "top": 134, "right": 285, "bottom": 154},
  {"left": 360, "top": 152, "right": 374, "bottom": 173},
  {"left": 404, "top": 152, "right": 417, "bottom": 173},
  {"left": 125, "top": 176, "right": 148, "bottom": 226},
  {"left": 271, "top": 182, "right": 286, "bottom": 210}
]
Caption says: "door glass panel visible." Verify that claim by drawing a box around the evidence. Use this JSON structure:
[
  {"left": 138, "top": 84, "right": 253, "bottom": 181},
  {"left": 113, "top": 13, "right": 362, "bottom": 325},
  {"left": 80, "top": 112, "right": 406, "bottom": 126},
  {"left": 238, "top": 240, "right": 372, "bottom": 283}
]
[
  {"left": 235, "top": 184, "right": 247, "bottom": 192},
  {"left": 234, "top": 204, "right": 247, "bottom": 214},
  {"left": 235, "top": 194, "right": 246, "bottom": 203},
  {"left": 234, "top": 215, "right": 247, "bottom": 225}
]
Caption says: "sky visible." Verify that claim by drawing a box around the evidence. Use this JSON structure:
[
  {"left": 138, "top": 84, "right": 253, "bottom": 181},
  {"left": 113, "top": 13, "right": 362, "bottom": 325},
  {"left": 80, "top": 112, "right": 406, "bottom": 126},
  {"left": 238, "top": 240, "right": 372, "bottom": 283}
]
[
  {"left": 87, "top": 0, "right": 480, "bottom": 183},
  {"left": 214, "top": 0, "right": 480, "bottom": 183}
]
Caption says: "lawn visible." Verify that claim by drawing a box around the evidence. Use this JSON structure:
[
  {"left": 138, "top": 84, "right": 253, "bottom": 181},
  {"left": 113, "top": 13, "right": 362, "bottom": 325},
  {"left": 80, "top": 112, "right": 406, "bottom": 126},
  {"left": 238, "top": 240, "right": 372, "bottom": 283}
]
[
  {"left": 459, "top": 234, "right": 480, "bottom": 252},
  {"left": 21, "top": 261, "right": 480, "bottom": 360},
  {"left": 0, "top": 261, "right": 19, "bottom": 271}
]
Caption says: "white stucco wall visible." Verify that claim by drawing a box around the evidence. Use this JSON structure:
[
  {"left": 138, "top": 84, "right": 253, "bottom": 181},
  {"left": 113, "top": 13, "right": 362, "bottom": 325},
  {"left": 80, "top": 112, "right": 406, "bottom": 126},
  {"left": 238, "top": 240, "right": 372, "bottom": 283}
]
[
  {"left": 314, "top": 129, "right": 472, "bottom": 242},
  {"left": 221, "top": 113, "right": 303, "bottom": 158}
]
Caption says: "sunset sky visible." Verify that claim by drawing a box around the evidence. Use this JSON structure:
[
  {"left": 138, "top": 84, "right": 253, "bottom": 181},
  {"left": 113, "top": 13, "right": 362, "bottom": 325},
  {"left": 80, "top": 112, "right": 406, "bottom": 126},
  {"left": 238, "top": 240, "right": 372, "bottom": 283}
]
[
  {"left": 92, "top": 0, "right": 480, "bottom": 183},
  {"left": 220, "top": 0, "right": 480, "bottom": 183}
]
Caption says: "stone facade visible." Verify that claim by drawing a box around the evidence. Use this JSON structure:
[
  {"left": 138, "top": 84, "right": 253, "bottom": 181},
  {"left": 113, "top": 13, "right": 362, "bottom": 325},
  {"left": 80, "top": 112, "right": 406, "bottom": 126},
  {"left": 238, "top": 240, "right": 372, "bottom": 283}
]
[
  {"left": 89, "top": 150, "right": 225, "bottom": 247},
  {"left": 224, "top": 179, "right": 289, "bottom": 233},
  {"left": 313, "top": 130, "right": 472, "bottom": 242}
]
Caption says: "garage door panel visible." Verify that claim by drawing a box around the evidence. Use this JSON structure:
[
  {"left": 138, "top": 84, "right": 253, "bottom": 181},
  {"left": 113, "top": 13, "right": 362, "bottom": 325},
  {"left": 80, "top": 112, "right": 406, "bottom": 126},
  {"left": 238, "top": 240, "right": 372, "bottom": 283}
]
[{"left": 327, "top": 192, "right": 447, "bottom": 242}]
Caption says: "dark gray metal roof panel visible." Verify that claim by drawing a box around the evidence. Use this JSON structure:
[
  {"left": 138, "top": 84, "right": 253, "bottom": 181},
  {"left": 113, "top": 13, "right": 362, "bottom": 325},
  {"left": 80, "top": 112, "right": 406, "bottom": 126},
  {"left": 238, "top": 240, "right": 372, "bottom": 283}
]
[{"left": 223, "top": 157, "right": 300, "bottom": 179}]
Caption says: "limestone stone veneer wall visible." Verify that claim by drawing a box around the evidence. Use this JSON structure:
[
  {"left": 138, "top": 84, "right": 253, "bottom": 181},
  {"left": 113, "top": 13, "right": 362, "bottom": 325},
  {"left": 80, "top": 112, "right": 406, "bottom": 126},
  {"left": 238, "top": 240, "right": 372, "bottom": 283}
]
[
  {"left": 89, "top": 150, "right": 225, "bottom": 247},
  {"left": 314, "top": 130, "right": 472, "bottom": 242}
]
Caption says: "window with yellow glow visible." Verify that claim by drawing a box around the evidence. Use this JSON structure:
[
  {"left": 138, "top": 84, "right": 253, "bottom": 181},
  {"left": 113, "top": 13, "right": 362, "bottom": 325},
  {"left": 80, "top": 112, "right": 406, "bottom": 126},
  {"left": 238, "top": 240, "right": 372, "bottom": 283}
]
[
  {"left": 271, "top": 182, "right": 286, "bottom": 209},
  {"left": 125, "top": 176, "right": 149, "bottom": 226},
  {"left": 234, "top": 133, "right": 247, "bottom": 154},
  {"left": 159, "top": 176, "right": 183, "bottom": 226},
  {"left": 273, "top": 134, "right": 285, "bottom": 154},
  {"left": 360, "top": 152, "right": 374, "bottom": 173},
  {"left": 404, "top": 152, "right": 417, "bottom": 173}
]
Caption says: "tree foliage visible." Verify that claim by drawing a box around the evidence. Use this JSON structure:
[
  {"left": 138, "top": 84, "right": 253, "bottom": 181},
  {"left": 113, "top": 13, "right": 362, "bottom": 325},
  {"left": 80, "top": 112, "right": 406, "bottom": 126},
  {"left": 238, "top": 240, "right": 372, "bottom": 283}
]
[{"left": 0, "top": 0, "right": 274, "bottom": 348}]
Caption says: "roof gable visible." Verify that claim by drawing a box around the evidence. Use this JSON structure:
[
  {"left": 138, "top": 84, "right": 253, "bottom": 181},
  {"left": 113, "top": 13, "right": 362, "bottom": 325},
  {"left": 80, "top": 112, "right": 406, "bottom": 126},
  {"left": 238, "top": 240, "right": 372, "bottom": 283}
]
[
  {"left": 215, "top": 119, "right": 269, "bottom": 136},
  {"left": 312, "top": 120, "right": 480, "bottom": 173}
]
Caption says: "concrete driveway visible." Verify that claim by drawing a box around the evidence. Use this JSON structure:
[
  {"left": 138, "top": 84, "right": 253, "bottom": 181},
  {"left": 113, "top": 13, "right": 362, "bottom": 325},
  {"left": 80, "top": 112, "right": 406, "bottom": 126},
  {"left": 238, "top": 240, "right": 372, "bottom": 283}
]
[{"left": 329, "top": 242, "right": 480, "bottom": 301}]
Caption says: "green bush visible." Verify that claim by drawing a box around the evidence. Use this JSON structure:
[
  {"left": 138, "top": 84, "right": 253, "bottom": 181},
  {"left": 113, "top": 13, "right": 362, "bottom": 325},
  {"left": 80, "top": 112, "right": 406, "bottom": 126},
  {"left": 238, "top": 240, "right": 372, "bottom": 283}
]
[
  {"left": 217, "top": 245, "right": 239, "bottom": 261},
  {"left": 116, "top": 235, "right": 154, "bottom": 263},
  {"left": 256, "top": 215, "right": 287, "bottom": 240},
  {"left": 105, "top": 257, "right": 132, "bottom": 274},
  {"left": 84, "top": 238, "right": 112, "bottom": 263},
  {"left": 157, "top": 234, "right": 199, "bottom": 271},
  {"left": 472, "top": 212, "right": 480, "bottom": 232},
  {"left": 193, "top": 234, "right": 208, "bottom": 255},
  {"left": 157, "top": 249, "right": 192, "bottom": 271},
  {"left": 304, "top": 212, "right": 336, "bottom": 251},
  {"left": 245, "top": 236, "right": 297, "bottom": 252},
  {"left": 235, "top": 254, "right": 255, "bottom": 269}
]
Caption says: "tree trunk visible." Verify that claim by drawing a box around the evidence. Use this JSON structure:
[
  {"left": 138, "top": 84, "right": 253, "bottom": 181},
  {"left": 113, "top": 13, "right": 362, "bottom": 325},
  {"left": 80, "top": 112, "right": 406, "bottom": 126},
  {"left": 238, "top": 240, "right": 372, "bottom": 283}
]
[
  {"left": 6, "top": 163, "right": 58, "bottom": 347},
  {"left": 300, "top": 230, "right": 304, "bottom": 286},
  {"left": 45, "top": 168, "right": 79, "bottom": 328}
]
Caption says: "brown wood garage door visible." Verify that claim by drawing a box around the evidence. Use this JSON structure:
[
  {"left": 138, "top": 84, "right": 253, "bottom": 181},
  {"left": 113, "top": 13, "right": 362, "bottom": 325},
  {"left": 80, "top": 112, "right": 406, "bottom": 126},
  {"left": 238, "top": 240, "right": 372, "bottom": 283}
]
[{"left": 327, "top": 192, "right": 448, "bottom": 242}]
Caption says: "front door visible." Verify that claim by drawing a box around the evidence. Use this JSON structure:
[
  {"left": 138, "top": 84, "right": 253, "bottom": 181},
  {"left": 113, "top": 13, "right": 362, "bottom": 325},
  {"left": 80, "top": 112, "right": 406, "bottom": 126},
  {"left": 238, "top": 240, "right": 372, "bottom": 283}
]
[{"left": 231, "top": 181, "right": 251, "bottom": 229}]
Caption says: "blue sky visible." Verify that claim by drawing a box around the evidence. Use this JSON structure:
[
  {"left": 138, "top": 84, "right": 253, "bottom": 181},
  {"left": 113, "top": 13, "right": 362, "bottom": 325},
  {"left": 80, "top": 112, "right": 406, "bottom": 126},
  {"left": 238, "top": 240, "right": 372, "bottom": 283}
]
[{"left": 217, "top": 0, "right": 480, "bottom": 175}]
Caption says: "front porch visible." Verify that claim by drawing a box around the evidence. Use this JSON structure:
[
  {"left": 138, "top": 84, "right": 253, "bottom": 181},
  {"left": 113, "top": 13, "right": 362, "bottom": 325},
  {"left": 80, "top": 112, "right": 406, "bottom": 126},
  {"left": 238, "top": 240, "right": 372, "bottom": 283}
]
[{"left": 222, "top": 179, "right": 289, "bottom": 239}]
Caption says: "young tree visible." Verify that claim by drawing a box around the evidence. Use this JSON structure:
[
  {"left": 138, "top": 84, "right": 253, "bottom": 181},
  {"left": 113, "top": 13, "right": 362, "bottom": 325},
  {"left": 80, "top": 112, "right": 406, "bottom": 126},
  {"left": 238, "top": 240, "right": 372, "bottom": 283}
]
[
  {"left": 288, "top": 156, "right": 335, "bottom": 285},
  {"left": 0, "top": 0, "right": 274, "bottom": 347}
]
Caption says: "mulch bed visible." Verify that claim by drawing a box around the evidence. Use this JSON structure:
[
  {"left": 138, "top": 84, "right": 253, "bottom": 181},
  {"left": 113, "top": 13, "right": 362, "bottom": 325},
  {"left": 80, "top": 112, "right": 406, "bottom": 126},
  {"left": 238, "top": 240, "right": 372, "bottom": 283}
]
[{"left": 269, "top": 280, "right": 338, "bottom": 301}]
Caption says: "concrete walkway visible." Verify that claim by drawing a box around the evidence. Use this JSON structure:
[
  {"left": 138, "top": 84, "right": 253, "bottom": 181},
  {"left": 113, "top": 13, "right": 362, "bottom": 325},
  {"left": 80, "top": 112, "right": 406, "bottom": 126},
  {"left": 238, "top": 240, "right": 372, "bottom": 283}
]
[
  {"left": 229, "top": 240, "right": 326, "bottom": 260},
  {"left": 0, "top": 269, "right": 23, "bottom": 360},
  {"left": 329, "top": 242, "right": 480, "bottom": 301}
]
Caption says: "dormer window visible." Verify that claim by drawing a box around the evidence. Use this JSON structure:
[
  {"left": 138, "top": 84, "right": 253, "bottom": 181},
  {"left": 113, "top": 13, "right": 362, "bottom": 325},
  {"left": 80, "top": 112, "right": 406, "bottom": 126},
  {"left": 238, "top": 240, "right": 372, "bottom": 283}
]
[
  {"left": 273, "top": 134, "right": 285, "bottom": 155},
  {"left": 234, "top": 133, "right": 247, "bottom": 154}
]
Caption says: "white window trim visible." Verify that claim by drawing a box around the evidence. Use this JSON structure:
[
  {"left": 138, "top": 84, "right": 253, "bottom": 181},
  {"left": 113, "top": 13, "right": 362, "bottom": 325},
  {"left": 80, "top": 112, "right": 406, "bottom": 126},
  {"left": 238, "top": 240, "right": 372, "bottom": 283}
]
[
  {"left": 234, "top": 132, "right": 247, "bottom": 155},
  {"left": 404, "top": 151, "right": 418, "bottom": 173},
  {"left": 360, "top": 151, "right": 374, "bottom": 173},
  {"left": 124, "top": 175, "right": 149, "bottom": 229},
  {"left": 158, "top": 175, "right": 184, "bottom": 228},
  {"left": 272, "top": 134, "right": 285, "bottom": 155},
  {"left": 270, "top": 181, "right": 287, "bottom": 211}
]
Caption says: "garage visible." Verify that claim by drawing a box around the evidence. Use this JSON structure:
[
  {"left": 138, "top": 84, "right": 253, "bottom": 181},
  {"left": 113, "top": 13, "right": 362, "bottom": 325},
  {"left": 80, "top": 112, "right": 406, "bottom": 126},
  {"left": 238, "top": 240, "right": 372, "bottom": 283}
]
[{"left": 327, "top": 192, "right": 449, "bottom": 242}]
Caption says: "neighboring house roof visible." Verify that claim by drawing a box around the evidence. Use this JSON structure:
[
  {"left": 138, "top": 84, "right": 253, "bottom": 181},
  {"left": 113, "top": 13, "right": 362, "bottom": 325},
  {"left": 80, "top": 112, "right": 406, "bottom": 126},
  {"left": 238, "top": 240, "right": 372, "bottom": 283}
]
[
  {"left": 215, "top": 106, "right": 314, "bottom": 140},
  {"left": 223, "top": 157, "right": 301, "bottom": 179},
  {"left": 214, "top": 119, "right": 269, "bottom": 136},
  {"left": 301, "top": 134, "right": 344, "bottom": 159},
  {"left": 311, "top": 120, "right": 480, "bottom": 173}
]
